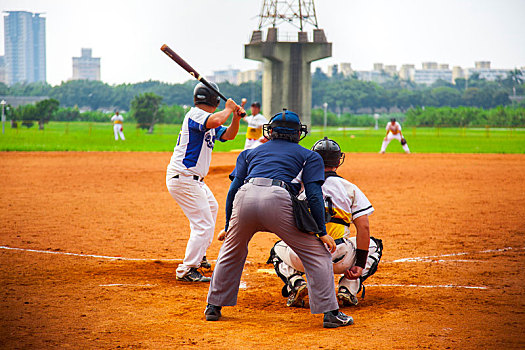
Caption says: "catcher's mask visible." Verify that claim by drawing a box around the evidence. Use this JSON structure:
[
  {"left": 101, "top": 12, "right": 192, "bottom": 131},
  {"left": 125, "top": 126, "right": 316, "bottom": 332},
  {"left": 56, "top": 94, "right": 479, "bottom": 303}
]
[
  {"left": 311, "top": 137, "right": 345, "bottom": 168},
  {"left": 194, "top": 82, "right": 221, "bottom": 107},
  {"left": 263, "top": 109, "right": 308, "bottom": 143}
]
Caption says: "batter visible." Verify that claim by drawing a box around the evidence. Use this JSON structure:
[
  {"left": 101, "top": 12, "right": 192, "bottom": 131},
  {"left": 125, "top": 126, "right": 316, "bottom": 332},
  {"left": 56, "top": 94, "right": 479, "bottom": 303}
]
[{"left": 166, "top": 82, "right": 244, "bottom": 282}]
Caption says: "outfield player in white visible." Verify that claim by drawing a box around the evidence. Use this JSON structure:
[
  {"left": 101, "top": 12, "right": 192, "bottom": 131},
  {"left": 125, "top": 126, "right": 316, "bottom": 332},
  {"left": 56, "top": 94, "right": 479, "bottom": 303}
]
[
  {"left": 111, "top": 111, "right": 125, "bottom": 140},
  {"left": 269, "top": 137, "right": 383, "bottom": 307},
  {"left": 242, "top": 102, "right": 268, "bottom": 149},
  {"left": 379, "top": 117, "right": 410, "bottom": 153},
  {"left": 166, "top": 82, "right": 245, "bottom": 282}
]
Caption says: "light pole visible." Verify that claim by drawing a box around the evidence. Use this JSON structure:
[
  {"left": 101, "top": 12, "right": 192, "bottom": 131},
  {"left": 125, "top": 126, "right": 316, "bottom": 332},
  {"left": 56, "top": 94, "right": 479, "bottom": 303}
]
[
  {"left": 374, "top": 113, "right": 380, "bottom": 130},
  {"left": 323, "top": 102, "right": 328, "bottom": 132},
  {"left": 1, "top": 100, "right": 6, "bottom": 134}
]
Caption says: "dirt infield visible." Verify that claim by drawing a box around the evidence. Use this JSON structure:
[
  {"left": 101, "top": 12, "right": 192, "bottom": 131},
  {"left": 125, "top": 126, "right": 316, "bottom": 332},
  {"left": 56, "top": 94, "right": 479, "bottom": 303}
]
[{"left": 1, "top": 151, "right": 524, "bottom": 349}]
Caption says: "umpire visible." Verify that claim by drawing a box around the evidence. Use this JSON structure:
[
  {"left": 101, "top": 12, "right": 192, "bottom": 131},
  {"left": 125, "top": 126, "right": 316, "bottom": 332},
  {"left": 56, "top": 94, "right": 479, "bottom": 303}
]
[{"left": 205, "top": 110, "right": 353, "bottom": 328}]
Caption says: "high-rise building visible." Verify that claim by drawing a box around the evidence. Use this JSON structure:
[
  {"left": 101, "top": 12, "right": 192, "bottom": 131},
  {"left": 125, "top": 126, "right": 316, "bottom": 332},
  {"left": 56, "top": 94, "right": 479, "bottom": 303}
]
[
  {"left": 399, "top": 64, "right": 415, "bottom": 81},
  {"left": 72, "top": 48, "right": 101, "bottom": 81},
  {"left": 467, "top": 61, "right": 510, "bottom": 81},
  {"left": 413, "top": 62, "right": 452, "bottom": 85},
  {"left": 3, "top": 11, "right": 46, "bottom": 85},
  {"left": 0, "top": 56, "right": 6, "bottom": 84},
  {"left": 339, "top": 63, "right": 353, "bottom": 77}
]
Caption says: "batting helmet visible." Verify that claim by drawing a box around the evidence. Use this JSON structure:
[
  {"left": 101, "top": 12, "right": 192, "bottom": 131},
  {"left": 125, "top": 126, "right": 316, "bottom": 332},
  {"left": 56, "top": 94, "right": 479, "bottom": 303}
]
[
  {"left": 311, "top": 137, "right": 345, "bottom": 168},
  {"left": 262, "top": 109, "right": 308, "bottom": 143},
  {"left": 193, "top": 82, "right": 221, "bottom": 107}
]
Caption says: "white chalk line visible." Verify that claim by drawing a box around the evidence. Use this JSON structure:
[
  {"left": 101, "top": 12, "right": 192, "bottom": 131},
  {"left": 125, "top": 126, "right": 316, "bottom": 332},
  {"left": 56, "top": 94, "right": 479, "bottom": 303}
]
[
  {"left": 0, "top": 245, "right": 183, "bottom": 262},
  {"left": 365, "top": 284, "right": 488, "bottom": 290},
  {"left": 1, "top": 245, "right": 499, "bottom": 291},
  {"left": 2, "top": 245, "right": 523, "bottom": 267},
  {"left": 99, "top": 283, "right": 157, "bottom": 288},
  {"left": 256, "top": 269, "right": 488, "bottom": 289},
  {"left": 384, "top": 246, "right": 525, "bottom": 263}
]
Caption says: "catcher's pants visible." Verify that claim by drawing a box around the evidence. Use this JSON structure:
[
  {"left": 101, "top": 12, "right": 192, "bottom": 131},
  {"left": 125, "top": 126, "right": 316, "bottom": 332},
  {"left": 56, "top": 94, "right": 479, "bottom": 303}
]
[
  {"left": 380, "top": 132, "right": 409, "bottom": 153},
  {"left": 166, "top": 174, "right": 217, "bottom": 278},
  {"left": 207, "top": 180, "right": 339, "bottom": 314},
  {"left": 113, "top": 124, "right": 125, "bottom": 140},
  {"left": 274, "top": 237, "right": 382, "bottom": 297}
]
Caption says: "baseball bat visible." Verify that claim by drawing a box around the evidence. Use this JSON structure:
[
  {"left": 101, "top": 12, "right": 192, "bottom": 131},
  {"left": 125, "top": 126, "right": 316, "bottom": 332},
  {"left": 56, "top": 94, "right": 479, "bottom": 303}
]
[{"left": 161, "top": 45, "right": 245, "bottom": 117}]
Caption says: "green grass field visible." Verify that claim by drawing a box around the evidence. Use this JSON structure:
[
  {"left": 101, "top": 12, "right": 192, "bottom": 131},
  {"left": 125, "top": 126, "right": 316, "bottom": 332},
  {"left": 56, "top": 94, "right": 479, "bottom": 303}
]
[{"left": 0, "top": 121, "right": 524, "bottom": 153}]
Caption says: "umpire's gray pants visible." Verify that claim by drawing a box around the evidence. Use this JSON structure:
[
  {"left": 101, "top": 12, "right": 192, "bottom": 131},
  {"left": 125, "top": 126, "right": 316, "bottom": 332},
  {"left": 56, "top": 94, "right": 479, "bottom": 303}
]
[{"left": 207, "top": 180, "right": 339, "bottom": 314}]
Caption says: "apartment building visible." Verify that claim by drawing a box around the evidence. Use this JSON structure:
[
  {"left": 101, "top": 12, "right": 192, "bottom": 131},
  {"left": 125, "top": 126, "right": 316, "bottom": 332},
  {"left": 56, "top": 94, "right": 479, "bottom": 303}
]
[
  {"left": 3, "top": 11, "right": 46, "bottom": 85},
  {"left": 72, "top": 48, "right": 101, "bottom": 81}
]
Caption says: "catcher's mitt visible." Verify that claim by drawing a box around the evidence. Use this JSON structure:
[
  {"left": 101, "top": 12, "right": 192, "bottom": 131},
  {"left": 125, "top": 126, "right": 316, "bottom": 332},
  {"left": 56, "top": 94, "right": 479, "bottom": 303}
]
[{"left": 400, "top": 137, "right": 407, "bottom": 145}]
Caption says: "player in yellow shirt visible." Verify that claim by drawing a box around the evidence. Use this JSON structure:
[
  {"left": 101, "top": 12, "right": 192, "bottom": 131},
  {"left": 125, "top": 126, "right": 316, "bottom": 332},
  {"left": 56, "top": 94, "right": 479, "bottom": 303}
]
[
  {"left": 110, "top": 111, "right": 125, "bottom": 141},
  {"left": 268, "top": 137, "right": 383, "bottom": 307},
  {"left": 379, "top": 117, "right": 410, "bottom": 153},
  {"left": 242, "top": 102, "right": 267, "bottom": 149}
]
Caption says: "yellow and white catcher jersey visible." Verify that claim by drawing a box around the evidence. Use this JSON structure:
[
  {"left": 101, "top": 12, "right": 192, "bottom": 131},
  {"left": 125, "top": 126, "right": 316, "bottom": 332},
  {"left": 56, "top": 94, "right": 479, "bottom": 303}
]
[{"left": 323, "top": 174, "right": 374, "bottom": 240}]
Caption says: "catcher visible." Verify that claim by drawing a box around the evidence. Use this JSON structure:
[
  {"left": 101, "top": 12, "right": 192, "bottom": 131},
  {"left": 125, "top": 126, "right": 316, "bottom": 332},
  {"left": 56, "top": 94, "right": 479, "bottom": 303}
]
[
  {"left": 268, "top": 137, "right": 383, "bottom": 307},
  {"left": 379, "top": 117, "right": 410, "bottom": 153}
]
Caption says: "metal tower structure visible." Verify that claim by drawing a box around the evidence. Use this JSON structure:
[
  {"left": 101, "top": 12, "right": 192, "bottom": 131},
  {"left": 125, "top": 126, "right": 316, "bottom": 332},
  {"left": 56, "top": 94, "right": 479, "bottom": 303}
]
[
  {"left": 257, "top": 0, "right": 319, "bottom": 31},
  {"left": 245, "top": 0, "right": 331, "bottom": 127}
]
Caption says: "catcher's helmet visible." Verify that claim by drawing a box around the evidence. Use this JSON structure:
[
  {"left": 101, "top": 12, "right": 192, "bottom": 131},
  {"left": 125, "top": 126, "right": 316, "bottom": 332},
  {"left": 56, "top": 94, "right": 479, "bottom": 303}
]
[
  {"left": 311, "top": 137, "right": 345, "bottom": 168},
  {"left": 194, "top": 82, "right": 221, "bottom": 107},
  {"left": 263, "top": 109, "right": 308, "bottom": 143}
]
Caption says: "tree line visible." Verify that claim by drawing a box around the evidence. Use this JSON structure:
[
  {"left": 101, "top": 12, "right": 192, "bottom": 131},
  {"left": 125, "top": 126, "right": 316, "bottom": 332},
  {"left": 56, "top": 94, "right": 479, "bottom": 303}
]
[
  {"left": 1, "top": 68, "right": 523, "bottom": 113},
  {"left": 2, "top": 68, "right": 523, "bottom": 130}
]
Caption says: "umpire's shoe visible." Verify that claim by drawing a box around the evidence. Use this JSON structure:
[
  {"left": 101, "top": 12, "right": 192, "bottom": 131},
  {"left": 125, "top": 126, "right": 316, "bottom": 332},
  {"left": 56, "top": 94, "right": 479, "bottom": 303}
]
[
  {"left": 176, "top": 268, "right": 211, "bottom": 282},
  {"left": 205, "top": 304, "right": 222, "bottom": 321},
  {"left": 323, "top": 310, "right": 354, "bottom": 328}
]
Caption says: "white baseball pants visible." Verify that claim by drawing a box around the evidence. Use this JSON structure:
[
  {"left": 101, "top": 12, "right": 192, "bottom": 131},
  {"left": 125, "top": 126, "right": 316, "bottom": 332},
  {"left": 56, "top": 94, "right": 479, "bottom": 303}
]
[
  {"left": 274, "top": 237, "right": 382, "bottom": 297},
  {"left": 166, "top": 175, "right": 218, "bottom": 278},
  {"left": 380, "top": 132, "right": 409, "bottom": 153},
  {"left": 113, "top": 124, "right": 125, "bottom": 140}
]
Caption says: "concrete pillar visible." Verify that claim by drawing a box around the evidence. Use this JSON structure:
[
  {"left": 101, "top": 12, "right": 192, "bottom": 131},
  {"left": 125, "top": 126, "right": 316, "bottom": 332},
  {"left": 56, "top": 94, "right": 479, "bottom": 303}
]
[{"left": 245, "top": 28, "right": 331, "bottom": 128}]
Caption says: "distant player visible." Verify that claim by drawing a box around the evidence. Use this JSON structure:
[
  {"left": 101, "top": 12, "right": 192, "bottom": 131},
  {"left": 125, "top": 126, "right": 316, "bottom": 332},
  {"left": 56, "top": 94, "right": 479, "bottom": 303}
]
[
  {"left": 268, "top": 137, "right": 383, "bottom": 307},
  {"left": 379, "top": 118, "right": 410, "bottom": 153},
  {"left": 166, "top": 82, "right": 245, "bottom": 282},
  {"left": 111, "top": 111, "right": 125, "bottom": 141},
  {"left": 242, "top": 101, "right": 267, "bottom": 149}
]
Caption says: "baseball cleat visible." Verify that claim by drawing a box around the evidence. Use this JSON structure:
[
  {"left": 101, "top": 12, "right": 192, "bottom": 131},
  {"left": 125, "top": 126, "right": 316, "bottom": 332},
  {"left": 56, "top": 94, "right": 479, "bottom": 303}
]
[
  {"left": 176, "top": 268, "right": 211, "bottom": 282},
  {"left": 204, "top": 304, "right": 222, "bottom": 321},
  {"left": 337, "top": 287, "right": 358, "bottom": 306},
  {"left": 200, "top": 256, "right": 212, "bottom": 269},
  {"left": 323, "top": 310, "right": 354, "bottom": 328},
  {"left": 286, "top": 282, "right": 308, "bottom": 307}
]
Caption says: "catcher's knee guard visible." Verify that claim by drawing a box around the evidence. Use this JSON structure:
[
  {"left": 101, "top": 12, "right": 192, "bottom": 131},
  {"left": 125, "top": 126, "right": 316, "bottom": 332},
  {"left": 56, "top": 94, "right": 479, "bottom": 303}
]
[
  {"left": 267, "top": 241, "right": 304, "bottom": 297},
  {"left": 338, "top": 236, "right": 384, "bottom": 300}
]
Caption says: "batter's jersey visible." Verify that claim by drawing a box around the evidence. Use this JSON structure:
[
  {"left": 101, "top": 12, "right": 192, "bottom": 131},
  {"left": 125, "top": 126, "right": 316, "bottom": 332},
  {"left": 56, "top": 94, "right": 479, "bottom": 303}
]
[
  {"left": 244, "top": 113, "right": 267, "bottom": 139},
  {"left": 386, "top": 121, "right": 402, "bottom": 135},
  {"left": 111, "top": 114, "right": 123, "bottom": 124},
  {"left": 323, "top": 174, "right": 374, "bottom": 240},
  {"left": 166, "top": 107, "right": 227, "bottom": 179}
]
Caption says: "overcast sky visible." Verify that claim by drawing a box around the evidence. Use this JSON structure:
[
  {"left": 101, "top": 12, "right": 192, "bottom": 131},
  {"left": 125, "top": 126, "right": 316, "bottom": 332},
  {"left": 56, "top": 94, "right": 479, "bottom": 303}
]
[{"left": 1, "top": 0, "right": 524, "bottom": 86}]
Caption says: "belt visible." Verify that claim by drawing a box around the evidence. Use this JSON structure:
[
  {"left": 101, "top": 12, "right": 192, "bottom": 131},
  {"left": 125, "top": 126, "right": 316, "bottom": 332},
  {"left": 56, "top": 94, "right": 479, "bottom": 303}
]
[
  {"left": 329, "top": 217, "right": 350, "bottom": 227},
  {"left": 172, "top": 174, "right": 203, "bottom": 182},
  {"left": 246, "top": 178, "right": 287, "bottom": 189},
  {"left": 334, "top": 238, "right": 345, "bottom": 245}
]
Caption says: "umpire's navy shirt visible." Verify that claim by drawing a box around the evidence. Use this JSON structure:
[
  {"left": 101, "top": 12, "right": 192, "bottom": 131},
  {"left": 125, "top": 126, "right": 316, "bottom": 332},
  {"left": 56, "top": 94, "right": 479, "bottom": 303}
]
[{"left": 230, "top": 139, "right": 325, "bottom": 195}]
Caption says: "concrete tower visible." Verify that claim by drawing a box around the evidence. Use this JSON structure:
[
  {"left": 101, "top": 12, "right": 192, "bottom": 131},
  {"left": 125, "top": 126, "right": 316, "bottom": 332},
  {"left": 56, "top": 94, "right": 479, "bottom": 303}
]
[{"left": 245, "top": 0, "right": 331, "bottom": 126}]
